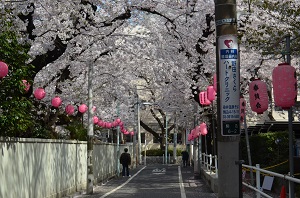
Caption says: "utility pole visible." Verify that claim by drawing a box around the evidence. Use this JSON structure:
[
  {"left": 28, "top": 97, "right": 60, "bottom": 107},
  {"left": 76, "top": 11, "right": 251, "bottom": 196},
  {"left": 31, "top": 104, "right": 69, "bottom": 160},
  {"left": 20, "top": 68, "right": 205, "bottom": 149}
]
[
  {"left": 137, "top": 101, "right": 142, "bottom": 165},
  {"left": 86, "top": 61, "right": 94, "bottom": 194},
  {"left": 165, "top": 114, "right": 168, "bottom": 164},
  {"left": 173, "top": 115, "right": 177, "bottom": 164},
  {"left": 116, "top": 102, "right": 120, "bottom": 177},
  {"left": 215, "top": 0, "right": 242, "bottom": 197}
]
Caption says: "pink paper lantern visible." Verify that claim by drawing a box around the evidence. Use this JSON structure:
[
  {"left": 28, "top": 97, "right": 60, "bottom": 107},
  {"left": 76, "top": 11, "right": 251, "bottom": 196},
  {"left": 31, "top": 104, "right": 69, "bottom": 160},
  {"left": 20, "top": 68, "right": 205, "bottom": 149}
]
[
  {"left": 240, "top": 97, "right": 246, "bottom": 123},
  {"left": 195, "top": 125, "right": 201, "bottom": 137},
  {"left": 92, "top": 106, "right": 97, "bottom": 112},
  {"left": 112, "top": 121, "right": 118, "bottom": 127},
  {"left": 93, "top": 116, "right": 99, "bottom": 124},
  {"left": 106, "top": 122, "right": 112, "bottom": 128},
  {"left": 188, "top": 134, "right": 192, "bottom": 141},
  {"left": 199, "top": 91, "right": 211, "bottom": 105},
  {"left": 51, "top": 96, "right": 62, "bottom": 108},
  {"left": 115, "top": 118, "right": 121, "bottom": 124},
  {"left": 272, "top": 63, "right": 297, "bottom": 109},
  {"left": 200, "top": 123, "right": 208, "bottom": 135},
  {"left": 34, "top": 88, "right": 46, "bottom": 100},
  {"left": 191, "top": 129, "right": 196, "bottom": 137},
  {"left": 78, "top": 104, "right": 88, "bottom": 113},
  {"left": 249, "top": 79, "right": 268, "bottom": 114},
  {"left": 199, "top": 92, "right": 205, "bottom": 105},
  {"left": 213, "top": 73, "right": 217, "bottom": 92},
  {"left": 65, "top": 104, "right": 75, "bottom": 115},
  {"left": 205, "top": 91, "right": 212, "bottom": 105},
  {"left": 0, "top": 61, "right": 8, "bottom": 78},
  {"left": 103, "top": 122, "right": 107, "bottom": 128},
  {"left": 97, "top": 120, "right": 104, "bottom": 127},
  {"left": 22, "top": 80, "right": 31, "bottom": 92},
  {"left": 124, "top": 131, "right": 130, "bottom": 135},
  {"left": 130, "top": 131, "right": 134, "bottom": 136},
  {"left": 207, "top": 85, "right": 216, "bottom": 101}
]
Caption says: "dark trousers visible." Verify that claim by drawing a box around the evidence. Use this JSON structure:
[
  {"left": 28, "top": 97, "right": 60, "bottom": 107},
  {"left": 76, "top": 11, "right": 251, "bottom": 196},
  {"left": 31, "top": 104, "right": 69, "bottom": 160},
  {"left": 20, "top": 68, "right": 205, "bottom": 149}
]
[
  {"left": 122, "top": 164, "right": 129, "bottom": 176},
  {"left": 183, "top": 159, "right": 188, "bottom": 167}
]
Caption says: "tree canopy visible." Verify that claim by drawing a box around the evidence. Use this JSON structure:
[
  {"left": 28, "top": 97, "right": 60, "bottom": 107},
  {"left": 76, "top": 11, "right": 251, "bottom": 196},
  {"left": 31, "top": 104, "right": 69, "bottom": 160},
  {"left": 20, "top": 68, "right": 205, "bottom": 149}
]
[{"left": 0, "top": 0, "right": 299, "bottom": 139}]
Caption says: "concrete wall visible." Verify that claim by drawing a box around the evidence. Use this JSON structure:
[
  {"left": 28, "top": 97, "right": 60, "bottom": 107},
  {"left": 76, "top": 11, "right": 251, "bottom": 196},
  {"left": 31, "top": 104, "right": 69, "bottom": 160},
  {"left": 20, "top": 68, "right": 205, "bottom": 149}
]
[{"left": 0, "top": 137, "right": 131, "bottom": 198}]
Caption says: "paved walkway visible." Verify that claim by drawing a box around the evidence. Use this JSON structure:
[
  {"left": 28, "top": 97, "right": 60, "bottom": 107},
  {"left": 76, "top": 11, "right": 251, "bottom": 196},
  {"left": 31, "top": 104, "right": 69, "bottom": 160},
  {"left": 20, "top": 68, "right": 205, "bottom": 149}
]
[{"left": 66, "top": 165, "right": 217, "bottom": 198}]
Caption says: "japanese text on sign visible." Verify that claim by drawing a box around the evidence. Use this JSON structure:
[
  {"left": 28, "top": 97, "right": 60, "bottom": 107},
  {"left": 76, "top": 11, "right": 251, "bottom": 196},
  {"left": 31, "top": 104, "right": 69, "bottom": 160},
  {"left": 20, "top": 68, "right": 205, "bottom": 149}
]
[{"left": 218, "top": 35, "right": 240, "bottom": 136}]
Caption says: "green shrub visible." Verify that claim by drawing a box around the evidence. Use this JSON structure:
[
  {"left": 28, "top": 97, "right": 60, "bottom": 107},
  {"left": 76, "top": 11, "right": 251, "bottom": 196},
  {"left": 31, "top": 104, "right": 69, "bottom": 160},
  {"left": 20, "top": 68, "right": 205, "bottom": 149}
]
[
  {"left": 241, "top": 131, "right": 290, "bottom": 172},
  {"left": 65, "top": 120, "right": 87, "bottom": 141}
]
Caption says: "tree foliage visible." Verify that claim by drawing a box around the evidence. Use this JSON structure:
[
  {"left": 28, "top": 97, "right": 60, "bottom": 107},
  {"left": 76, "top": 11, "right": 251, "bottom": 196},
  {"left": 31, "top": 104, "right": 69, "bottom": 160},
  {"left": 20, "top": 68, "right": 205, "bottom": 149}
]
[
  {"left": 0, "top": 20, "right": 38, "bottom": 137},
  {"left": 0, "top": 0, "right": 299, "bottom": 140}
]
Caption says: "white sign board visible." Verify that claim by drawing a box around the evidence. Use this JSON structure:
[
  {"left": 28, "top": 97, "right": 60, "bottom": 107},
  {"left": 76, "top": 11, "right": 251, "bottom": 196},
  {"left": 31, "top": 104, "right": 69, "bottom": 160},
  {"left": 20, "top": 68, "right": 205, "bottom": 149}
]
[
  {"left": 262, "top": 176, "right": 274, "bottom": 191},
  {"left": 218, "top": 35, "right": 240, "bottom": 136}
]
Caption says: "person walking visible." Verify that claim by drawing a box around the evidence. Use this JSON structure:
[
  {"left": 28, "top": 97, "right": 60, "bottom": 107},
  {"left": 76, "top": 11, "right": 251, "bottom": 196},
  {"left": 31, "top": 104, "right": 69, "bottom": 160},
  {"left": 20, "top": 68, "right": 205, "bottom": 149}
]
[
  {"left": 181, "top": 150, "right": 189, "bottom": 167},
  {"left": 120, "top": 148, "right": 131, "bottom": 177}
]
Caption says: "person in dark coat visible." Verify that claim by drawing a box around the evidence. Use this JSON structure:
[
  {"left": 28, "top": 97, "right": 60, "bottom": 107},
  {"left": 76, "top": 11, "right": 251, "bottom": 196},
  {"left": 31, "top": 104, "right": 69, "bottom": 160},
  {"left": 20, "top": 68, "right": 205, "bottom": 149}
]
[
  {"left": 120, "top": 148, "right": 131, "bottom": 177},
  {"left": 181, "top": 150, "right": 189, "bottom": 167}
]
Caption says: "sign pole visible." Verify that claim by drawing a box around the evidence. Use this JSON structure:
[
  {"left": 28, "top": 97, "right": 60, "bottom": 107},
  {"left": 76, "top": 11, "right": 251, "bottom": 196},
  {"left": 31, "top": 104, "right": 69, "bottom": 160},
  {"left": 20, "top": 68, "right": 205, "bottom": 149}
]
[{"left": 215, "top": 0, "right": 242, "bottom": 197}]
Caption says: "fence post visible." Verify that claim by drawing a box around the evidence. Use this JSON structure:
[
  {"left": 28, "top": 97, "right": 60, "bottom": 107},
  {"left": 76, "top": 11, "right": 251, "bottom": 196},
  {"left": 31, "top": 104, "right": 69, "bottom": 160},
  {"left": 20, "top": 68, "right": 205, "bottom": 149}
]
[
  {"left": 256, "top": 164, "right": 261, "bottom": 198},
  {"left": 209, "top": 154, "right": 212, "bottom": 173},
  {"left": 215, "top": 155, "right": 218, "bottom": 177},
  {"left": 206, "top": 154, "right": 209, "bottom": 170},
  {"left": 163, "top": 154, "right": 165, "bottom": 164}
]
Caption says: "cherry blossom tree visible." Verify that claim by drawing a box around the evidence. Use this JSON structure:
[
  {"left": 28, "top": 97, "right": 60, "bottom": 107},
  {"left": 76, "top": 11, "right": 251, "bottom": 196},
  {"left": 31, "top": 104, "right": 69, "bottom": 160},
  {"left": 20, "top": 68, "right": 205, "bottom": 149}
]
[{"left": 1, "top": 0, "right": 299, "bottom": 140}]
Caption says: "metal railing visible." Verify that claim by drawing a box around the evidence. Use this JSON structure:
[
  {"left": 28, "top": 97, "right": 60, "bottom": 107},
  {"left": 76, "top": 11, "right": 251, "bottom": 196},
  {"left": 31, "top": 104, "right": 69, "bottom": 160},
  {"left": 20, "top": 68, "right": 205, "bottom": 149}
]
[
  {"left": 242, "top": 164, "right": 300, "bottom": 198},
  {"left": 200, "top": 153, "right": 218, "bottom": 176},
  {"left": 199, "top": 152, "right": 300, "bottom": 197}
]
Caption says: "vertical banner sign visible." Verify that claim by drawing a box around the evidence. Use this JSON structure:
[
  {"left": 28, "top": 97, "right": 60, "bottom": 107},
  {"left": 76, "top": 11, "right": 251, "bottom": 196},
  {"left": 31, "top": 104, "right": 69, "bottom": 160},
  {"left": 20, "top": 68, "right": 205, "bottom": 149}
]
[{"left": 218, "top": 35, "right": 240, "bottom": 136}]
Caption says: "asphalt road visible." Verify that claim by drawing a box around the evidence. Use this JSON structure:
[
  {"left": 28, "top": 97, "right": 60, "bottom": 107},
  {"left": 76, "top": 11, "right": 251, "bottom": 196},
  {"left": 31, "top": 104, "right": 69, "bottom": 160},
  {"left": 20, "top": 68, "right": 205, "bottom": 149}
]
[{"left": 72, "top": 164, "right": 217, "bottom": 198}]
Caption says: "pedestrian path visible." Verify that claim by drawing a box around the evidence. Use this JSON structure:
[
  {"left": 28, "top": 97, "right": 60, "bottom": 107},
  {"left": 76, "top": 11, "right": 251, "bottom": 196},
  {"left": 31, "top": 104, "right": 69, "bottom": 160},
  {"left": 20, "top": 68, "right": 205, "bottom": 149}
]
[{"left": 65, "top": 165, "right": 217, "bottom": 198}]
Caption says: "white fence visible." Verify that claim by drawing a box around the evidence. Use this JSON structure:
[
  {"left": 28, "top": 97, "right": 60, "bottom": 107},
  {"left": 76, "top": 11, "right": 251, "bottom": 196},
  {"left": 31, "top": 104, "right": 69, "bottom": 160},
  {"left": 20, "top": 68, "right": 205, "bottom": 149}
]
[
  {"left": 200, "top": 153, "right": 218, "bottom": 176},
  {"left": 0, "top": 137, "right": 132, "bottom": 198}
]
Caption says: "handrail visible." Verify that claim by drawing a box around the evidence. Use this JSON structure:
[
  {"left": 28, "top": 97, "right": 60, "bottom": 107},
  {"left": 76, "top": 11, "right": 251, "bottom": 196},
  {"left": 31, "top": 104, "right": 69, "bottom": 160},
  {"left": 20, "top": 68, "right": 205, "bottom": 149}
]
[
  {"left": 243, "top": 164, "right": 300, "bottom": 184},
  {"left": 200, "top": 152, "right": 300, "bottom": 197},
  {"left": 200, "top": 153, "right": 217, "bottom": 175}
]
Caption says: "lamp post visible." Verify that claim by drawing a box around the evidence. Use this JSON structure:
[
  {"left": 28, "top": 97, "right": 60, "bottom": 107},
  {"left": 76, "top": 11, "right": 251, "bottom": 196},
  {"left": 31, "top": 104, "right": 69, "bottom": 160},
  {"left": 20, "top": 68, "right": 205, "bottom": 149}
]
[
  {"left": 267, "top": 34, "right": 296, "bottom": 198},
  {"left": 283, "top": 35, "right": 295, "bottom": 198}
]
